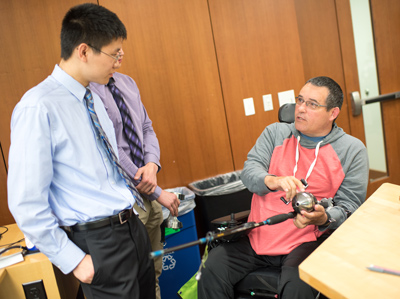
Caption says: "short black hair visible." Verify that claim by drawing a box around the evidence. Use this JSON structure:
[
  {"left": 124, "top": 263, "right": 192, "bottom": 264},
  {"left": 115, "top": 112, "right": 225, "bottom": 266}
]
[
  {"left": 306, "top": 76, "right": 343, "bottom": 110},
  {"left": 60, "top": 3, "right": 127, "bottom": 60}
]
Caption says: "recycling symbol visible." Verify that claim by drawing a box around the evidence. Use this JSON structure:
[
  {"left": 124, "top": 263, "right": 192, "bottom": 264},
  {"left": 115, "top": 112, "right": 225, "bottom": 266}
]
[{"left": 162, "top": 253, "right": 176, "bottom": 271}]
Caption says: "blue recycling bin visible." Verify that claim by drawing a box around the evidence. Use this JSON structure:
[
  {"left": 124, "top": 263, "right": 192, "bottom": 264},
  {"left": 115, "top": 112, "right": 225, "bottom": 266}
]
[{"left": 159, "top": 209, "right": 201, "bottom": 299}]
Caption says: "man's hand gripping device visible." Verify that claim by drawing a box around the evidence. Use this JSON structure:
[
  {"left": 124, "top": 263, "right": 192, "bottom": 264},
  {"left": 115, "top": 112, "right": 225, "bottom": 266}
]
[{"left": 267, "top": 191, "right": 334, "bottom": 225}]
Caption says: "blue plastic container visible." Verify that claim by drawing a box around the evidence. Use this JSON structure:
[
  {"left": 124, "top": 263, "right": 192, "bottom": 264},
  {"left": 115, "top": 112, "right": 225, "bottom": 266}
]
[{"left": 159, "top": 209, "right": 201, "bottom": 299}]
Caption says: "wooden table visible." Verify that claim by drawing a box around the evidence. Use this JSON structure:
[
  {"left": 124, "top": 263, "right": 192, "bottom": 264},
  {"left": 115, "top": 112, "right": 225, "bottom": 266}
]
[
  {"left": 0, "top": 223, "right": 79, "bottom": 298},
  {"left": 299, "top": 183, "right": 400, "bottom": 298}
]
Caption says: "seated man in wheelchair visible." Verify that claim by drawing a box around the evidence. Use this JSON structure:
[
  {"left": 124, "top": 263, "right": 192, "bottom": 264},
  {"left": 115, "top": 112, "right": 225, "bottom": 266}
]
[{"left": 198, "top": 76, "right": 369, "bottom": 299}]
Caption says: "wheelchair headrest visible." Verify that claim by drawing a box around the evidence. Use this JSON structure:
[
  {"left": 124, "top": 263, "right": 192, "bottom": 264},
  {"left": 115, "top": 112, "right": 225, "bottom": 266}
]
[{"left": 278, "top": 103, "right": 295, "bottom": 123}]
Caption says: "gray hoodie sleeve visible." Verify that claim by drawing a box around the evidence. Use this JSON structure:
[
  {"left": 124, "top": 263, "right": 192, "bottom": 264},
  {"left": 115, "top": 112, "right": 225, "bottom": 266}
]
[
  {"left": 320, "top": 135, "right": 369, "bottom": 230},
  {"left": 241, "top": 123, "right": 292, "bottom": 195}
]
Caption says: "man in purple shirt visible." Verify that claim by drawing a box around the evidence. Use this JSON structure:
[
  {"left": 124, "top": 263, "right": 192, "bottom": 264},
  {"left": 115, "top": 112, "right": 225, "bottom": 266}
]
[{"left": 90, "top": 49, "right": 179, "bottom": 299}]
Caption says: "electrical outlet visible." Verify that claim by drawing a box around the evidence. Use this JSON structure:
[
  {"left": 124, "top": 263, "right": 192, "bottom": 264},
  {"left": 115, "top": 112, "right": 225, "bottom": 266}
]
[
  {"left": 243, "top": 97, "right": 255, "bottom": 116},
  {"left": 22, "top": 280, "right": 47, "bottom": 299},
  {"left": 278, "top": 89, "right": 296, "bottom": 106},
  {"left": 262, "top": 94, "right": 274, "bottom": 111}
]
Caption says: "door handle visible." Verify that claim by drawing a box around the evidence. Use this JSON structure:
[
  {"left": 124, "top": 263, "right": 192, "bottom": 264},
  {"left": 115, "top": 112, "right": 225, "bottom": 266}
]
[{"left": 351, "top": 91, "right": 400, "bottom": 116}]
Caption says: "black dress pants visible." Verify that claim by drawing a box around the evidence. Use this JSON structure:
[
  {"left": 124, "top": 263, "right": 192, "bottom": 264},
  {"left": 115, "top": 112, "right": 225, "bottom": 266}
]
[
  {"left": 69, "top": 214, "right": 156, "bottom": 299},
  {"left": 198, "top": 235, "right": 328, "bottom": 299}
]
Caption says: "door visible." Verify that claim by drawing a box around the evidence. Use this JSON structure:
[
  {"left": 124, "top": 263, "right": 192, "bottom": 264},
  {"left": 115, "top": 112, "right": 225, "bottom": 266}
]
[
  {"left": 349, "top": 0, "right": 400, "bottom": 196},
  {"left": 368, "top": 0, "right": 400, "bottom": 195}
]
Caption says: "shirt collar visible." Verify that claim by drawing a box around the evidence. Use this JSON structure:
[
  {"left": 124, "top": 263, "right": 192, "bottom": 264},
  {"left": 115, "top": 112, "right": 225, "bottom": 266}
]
[{"left": 52, "top": 65, "right": 88, "bottom": 103}]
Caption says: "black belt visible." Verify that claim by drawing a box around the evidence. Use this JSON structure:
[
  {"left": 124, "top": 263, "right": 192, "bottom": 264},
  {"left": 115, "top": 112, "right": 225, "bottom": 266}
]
[{"left": 61, "top": 208, "right": 133, "bottom": 233}]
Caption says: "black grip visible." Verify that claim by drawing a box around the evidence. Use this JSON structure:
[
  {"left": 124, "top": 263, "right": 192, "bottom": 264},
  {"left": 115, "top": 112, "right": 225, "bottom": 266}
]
[
  {"left": 318, "top": 201, "right": 329, "bottom": 209},
  {"left": 266, "top": 212, "right": 296, "bottom": 225},
  {"left": 318, "top": 198, "right": 334, "bottom": 209}
]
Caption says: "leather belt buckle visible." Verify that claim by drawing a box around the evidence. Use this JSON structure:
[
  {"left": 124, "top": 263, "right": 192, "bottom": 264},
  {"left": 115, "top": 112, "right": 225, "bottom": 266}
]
[{"left": 118, "top": 209, "right": 131, "bottom": 224}]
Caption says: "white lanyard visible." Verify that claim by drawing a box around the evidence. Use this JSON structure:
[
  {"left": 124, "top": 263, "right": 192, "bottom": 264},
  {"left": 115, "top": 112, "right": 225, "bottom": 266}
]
[{"left": 293, "top": 136, "right": 323, "bottom": 183}]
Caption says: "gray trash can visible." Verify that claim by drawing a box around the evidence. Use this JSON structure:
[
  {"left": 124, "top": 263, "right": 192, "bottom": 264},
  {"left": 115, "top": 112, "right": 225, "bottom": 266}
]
[{"left": 188, "top": 170, "right": 253, "bottom": 233}]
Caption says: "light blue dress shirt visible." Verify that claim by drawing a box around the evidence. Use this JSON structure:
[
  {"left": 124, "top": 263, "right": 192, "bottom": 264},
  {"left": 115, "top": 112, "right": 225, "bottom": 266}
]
[{"left": 8, "top": 65, "right": 136, "bottom": 274}]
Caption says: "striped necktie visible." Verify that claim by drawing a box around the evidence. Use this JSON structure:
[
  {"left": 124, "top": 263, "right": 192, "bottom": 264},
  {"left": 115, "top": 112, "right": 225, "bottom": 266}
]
[
  {"left": 107, "top": 78, "right": 144, "bottom": 168},
  {"left": 84, "top": 88, "right": 146, "bottom": 211}
]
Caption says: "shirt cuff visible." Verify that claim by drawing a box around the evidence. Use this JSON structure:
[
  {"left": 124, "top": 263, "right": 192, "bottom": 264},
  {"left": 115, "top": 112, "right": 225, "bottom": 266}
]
[
  {"left": 257, "top": 174, "right": 276, "bottom": 194},
  {"left": 146, "top": 186, "right": 162, "bottom": 201},
  {"left": 144, "top": 154, "right": 161, "bottom": 172},
  {"left": 49, "top": 239, "right": 86, "bottom": 274}
]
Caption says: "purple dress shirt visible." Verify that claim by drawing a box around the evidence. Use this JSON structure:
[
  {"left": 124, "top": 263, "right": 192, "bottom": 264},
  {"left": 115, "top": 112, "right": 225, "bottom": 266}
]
[{"left": 90, "top": 72, "right": 162, "bottom": 201}]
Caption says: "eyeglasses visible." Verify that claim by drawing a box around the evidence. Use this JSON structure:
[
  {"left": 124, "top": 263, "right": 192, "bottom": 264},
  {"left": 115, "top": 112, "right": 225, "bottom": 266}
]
[
  {"left": 295, "top": 97, "right": 328, "bottom": 110},
  {"left": 87, "top": 44, "right": 122, "bottom": 63}
]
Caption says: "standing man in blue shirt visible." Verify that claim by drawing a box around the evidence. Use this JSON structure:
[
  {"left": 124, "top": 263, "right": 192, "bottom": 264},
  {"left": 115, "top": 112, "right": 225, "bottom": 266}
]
[
  {"left": 7, "top": 3, "right": 178, "bottom": 298},
  {"left": 90, "top": 51, "right": 180, "bottom": 299}
]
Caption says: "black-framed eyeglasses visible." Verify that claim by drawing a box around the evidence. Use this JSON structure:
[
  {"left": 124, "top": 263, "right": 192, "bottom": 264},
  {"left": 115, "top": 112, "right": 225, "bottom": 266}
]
[
  {"left": 295, "top": 96, "right": 328, "bottom": 110},
  {"left": 87, "top": 44, "right": 122, "bottom": 63}
]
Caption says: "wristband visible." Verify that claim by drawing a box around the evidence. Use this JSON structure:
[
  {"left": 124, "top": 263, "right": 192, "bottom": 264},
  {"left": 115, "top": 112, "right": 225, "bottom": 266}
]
[{"left": 322, "top": 211, "right": 334, "bottom": 227}]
